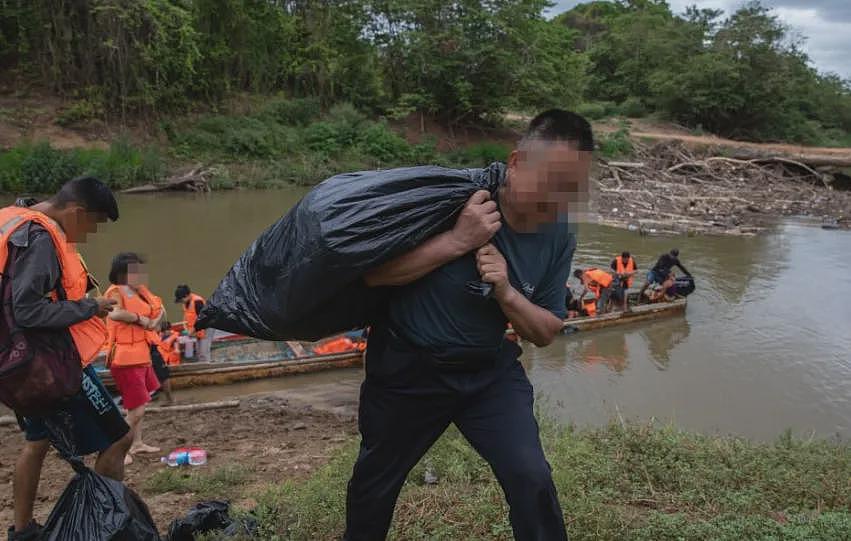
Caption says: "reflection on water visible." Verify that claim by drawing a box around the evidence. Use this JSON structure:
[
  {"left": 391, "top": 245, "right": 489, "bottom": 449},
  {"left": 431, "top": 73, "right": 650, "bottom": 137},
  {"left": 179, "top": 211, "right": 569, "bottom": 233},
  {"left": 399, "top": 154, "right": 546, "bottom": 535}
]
[{"left": 3, "top": 191, "right": 848, "bottom": 440}]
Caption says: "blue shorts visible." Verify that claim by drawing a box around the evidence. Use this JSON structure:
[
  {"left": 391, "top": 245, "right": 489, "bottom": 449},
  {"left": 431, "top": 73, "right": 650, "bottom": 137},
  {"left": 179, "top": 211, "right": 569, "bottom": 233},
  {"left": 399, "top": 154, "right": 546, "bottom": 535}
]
[
  {"left": 17, "top": 365, "right": 129, "bottom": 456},
  {"left": 646, "top": 270, "right": 663, "bottom": 284}
]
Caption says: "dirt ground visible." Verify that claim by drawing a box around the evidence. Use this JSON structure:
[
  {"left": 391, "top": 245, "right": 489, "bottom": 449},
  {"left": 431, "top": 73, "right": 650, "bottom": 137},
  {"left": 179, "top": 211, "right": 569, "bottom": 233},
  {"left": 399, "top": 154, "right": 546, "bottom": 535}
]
[{"left": 0, "top": 395, "right": 358, "bottom": 533}]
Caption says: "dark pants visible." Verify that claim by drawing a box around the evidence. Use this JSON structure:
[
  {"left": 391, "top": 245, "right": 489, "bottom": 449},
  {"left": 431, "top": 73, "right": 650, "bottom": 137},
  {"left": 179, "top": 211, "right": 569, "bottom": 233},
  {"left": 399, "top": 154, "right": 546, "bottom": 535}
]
[{"left": 344, "top": 329, "right": 567, "bottom": 541}]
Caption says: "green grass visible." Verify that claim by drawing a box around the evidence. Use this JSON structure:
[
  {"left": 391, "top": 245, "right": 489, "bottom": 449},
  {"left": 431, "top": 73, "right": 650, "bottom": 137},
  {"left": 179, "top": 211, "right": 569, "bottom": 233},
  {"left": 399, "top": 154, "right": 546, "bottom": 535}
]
[
  {"left": 143, "top": 464, "right": 254, "bottom": 500},
  {"left": 249, "top": 422, "right": 850, "bottom": 540}
]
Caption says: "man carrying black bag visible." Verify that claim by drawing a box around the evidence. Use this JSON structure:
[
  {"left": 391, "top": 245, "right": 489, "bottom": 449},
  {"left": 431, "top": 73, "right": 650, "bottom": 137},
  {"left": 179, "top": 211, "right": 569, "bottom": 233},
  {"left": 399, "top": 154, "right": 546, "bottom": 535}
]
[{"left": 345, "top": 110, "right": 593, "bottom": 540}]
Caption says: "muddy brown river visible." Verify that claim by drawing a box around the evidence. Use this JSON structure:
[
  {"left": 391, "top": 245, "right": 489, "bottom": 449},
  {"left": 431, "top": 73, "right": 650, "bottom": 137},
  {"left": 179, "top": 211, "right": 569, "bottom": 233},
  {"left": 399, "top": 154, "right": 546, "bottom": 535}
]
[{"left": 11, "top": 190, "right": 851, "bottom": 440}]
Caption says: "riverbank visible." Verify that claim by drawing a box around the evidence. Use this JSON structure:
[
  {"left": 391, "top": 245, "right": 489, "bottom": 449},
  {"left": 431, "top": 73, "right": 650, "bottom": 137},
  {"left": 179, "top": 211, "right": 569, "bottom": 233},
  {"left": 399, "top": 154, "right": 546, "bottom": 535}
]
[
  {"left": 2, "top": 95, "right": 849, "bottom": 235},
  {"left": 0, "top": 395, "right": 357, "bottom": 534},
  {"left": 2, "top": 396, "right": 848, "bottom": 538}
]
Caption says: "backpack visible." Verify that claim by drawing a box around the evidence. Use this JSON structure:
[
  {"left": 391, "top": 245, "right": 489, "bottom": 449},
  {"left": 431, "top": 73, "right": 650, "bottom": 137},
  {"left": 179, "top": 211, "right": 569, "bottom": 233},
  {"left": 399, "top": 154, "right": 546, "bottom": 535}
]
[{"left": 0, "top": 245, "right": 82, "bottom": 416}]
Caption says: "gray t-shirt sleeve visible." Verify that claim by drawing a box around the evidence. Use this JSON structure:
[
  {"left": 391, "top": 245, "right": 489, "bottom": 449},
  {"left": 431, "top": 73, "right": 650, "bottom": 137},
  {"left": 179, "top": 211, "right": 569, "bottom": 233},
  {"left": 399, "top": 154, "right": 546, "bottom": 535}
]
[
  {"left": 531, "top": 233, "right": 575, "bottom": 319},
  {"left": 10, "top": 226, "right": 98, "bottom": 328}
]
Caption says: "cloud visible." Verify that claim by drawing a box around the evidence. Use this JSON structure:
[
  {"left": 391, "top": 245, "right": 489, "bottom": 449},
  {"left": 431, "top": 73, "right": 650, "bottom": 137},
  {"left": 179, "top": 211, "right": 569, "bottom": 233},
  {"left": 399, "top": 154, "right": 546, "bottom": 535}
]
[{"left": 546, "top": 0, "right": 851, "bottom": 77}]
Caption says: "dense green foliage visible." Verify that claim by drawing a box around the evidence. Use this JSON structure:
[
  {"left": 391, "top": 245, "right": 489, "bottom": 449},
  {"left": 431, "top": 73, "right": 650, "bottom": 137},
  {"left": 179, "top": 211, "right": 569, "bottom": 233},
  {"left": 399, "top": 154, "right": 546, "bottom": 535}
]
[
  {"left": 0, "top": 97, "right": 511, "bottom": 191},
  {"left": 0, "top": 139, "right": 166, "bottom": 193},
  {"left": 1, "top": 0, "right": 849, "bottom": 143},
  {"left": 560, "top": 0, "right": 851, "bottom": 143},
  {"left": 250, "top": 422, "right": 850, "bottom": 540}
]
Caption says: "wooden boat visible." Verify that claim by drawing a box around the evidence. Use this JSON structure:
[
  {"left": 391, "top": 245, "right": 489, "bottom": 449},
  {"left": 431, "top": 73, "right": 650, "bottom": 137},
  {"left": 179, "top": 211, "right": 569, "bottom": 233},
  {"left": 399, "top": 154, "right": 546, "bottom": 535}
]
[
  {"left": 98, "top": 299, "right": 686, "bottom": 390},
  {"left": 96, "top": 333, "right": 366, "bottom": 391},
  {"left": 555, "top": 298, "right": 687, "bottom": 334}
]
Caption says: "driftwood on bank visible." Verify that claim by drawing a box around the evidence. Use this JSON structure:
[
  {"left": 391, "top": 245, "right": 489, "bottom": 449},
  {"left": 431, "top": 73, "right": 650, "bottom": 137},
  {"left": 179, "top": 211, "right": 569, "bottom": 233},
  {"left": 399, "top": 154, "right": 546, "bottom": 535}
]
[
  {"left": 142, "top": 399, "right": 240, "bottom": 413},
  {"left": 122, "top": 166, "right": 212, "bottom": 194},
  {"left": 595, "top": 141, "right": 851, "bottom": 235}
]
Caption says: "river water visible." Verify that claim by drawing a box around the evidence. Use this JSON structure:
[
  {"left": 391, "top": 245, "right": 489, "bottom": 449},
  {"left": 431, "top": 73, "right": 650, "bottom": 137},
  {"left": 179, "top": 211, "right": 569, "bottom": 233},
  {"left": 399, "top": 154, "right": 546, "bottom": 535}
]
[{"left": 49, "top": 190, "right": 851, "bottom": 440}]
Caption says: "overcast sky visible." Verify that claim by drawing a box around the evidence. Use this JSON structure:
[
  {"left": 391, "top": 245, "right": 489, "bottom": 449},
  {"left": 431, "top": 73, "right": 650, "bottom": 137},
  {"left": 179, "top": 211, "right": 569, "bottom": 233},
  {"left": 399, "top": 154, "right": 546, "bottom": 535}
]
[{"left": 547, "top": 1, "right": 851, "bottom": 78}]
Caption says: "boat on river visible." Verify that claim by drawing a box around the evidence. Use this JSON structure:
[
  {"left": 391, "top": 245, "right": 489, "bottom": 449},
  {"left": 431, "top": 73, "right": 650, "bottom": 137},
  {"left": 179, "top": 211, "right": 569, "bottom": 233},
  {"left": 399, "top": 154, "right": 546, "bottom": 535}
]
[{"left": 97, "top": 299, "right": 686, "bottom": 390}]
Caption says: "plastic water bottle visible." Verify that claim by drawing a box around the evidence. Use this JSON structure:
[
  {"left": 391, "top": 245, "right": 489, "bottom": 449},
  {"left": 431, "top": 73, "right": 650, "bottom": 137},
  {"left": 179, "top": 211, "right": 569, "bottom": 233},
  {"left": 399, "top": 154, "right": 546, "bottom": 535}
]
[{"left": 161, "top": 447, "right": 207, "bottom": 467}]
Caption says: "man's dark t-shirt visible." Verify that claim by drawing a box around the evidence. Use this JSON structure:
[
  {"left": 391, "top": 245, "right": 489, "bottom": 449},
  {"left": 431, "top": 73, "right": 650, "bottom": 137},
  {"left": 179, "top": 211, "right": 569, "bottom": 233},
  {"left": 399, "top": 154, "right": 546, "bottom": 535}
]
[
  {"left": 388, "top": 214, "right": 575, "bottom": 351},
  {"left": 651, "top": 253, "right": 682, "bottom": 276}
]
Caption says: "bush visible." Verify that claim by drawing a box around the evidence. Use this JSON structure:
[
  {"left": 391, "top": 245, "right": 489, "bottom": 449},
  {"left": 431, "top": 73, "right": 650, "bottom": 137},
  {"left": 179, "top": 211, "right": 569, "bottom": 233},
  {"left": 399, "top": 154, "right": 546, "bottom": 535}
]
[
  {"left": 598, "top": 122, "right": 633, "bottom": 158},
  {"left": 357, "top": 122, "right": 411, "bottom": 164},
  {"left": 619, "top": 97, "right": 648, "bottom": 118},
  {"left": 0, "top": 140, "right": 165, "bottom": 193},
  {"left": 55, "top": 95, "right": 103, "bottom": 127},
  {"left": 19, "top": 142, "right": 84, "bottom": 193},
  {"left": 444, "top": 142, "right": 511, "bottom": 168},
  {"left": 263, "top": 96, "right": 322, "bottom": 126},
  {"left": 575, "top": 101, "right": 617, "bottom": 120}
]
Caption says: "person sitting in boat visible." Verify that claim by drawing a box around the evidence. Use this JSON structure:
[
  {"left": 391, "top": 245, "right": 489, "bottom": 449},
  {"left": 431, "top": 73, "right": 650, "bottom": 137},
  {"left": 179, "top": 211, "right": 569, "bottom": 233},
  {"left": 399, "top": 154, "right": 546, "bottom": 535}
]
[
  {"left": 638, "top": 249, "right": 691, "bottom": 302},
  {"left": 610, "top": 251, "right": 637, "bottom": 311},
  {"left": 174, "top": 284, "right": 212, "bottom": 363},
  {"left": 644, "top": 271, "right": 677, "bottom": 303},
  {"left": 574, "top": 267, "right": 614, "bottom": 315},
  {"left": 564, "top": 285, "right": 584, "bottom": 318}
]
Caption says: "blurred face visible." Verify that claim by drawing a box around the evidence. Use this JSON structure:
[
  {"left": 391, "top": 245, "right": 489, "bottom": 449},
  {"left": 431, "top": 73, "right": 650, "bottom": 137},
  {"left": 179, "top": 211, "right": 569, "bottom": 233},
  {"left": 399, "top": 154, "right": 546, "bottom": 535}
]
[
  {"left": 127, "top": 262, "right": 148, "bottom": 288},
  {"left": 59, "top": 206, "right": 106, "bottom": 243},
  {"left": 504, "top": 140, "right": 592, "bottom": 228}
]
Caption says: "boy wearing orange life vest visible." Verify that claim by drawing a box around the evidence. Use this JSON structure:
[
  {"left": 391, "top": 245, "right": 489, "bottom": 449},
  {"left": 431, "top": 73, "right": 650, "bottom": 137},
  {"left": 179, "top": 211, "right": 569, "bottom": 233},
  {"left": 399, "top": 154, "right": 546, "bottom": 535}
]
[
  {"left": 4, "top": 178, "right": 131, "bottom": 541},
  {"left": 610, "top": 251, "right": 637, "bottom": 311},
  {"left": 574, "top": 267, "right": 614, "bottom": 315},
  {"left": 174, "top": 284, "right": 212, "bottom": 362}
]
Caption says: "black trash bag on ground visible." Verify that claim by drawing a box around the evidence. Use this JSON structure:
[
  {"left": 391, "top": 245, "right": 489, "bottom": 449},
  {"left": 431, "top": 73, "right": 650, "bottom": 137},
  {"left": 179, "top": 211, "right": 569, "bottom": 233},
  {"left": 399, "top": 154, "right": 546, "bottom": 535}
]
[
  {"left": 42, "top": 458, "right": 160, "bottom": 541},
  {"left": 674, "top": 275, "right": 696, "bottom": 297},
  {"left": 167, "top": 501, "right": 257, "bottom": 541},
  {"left": 197, "top": 163, "right": 503, "bottom": 340}
]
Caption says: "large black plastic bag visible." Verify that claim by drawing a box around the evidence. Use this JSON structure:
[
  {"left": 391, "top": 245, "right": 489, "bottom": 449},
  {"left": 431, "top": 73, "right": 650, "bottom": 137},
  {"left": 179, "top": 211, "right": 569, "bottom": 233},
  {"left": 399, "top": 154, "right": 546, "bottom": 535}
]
[
  {"left": 197, "top": 163, "right": 503, "bottom": 340},
  {"left": 42, "top": 458, "right": 160, "bottom": 541}
]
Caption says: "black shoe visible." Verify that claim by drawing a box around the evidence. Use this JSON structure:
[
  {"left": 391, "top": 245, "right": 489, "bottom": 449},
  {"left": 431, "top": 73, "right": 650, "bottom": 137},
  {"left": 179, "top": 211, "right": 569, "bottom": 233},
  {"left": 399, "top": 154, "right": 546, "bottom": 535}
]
[{"left": 7, "top": 521, "right": 42, "bottom": 541}]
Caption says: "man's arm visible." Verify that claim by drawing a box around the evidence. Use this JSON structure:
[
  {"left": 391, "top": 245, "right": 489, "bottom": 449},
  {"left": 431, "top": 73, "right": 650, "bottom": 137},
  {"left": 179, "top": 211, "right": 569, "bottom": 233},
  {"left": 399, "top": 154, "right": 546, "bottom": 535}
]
[
  {"left": 476, "top": 244, "right": 562, "bottom": 347},
  {"left": 675, "top": 259, "right": 691, "bottom": 277},
  {"left": 11, "top": 232, "right": 99, "bottom": 329},
  {"left": 364, "top": 190, "right": 500, "bottom": 287}
]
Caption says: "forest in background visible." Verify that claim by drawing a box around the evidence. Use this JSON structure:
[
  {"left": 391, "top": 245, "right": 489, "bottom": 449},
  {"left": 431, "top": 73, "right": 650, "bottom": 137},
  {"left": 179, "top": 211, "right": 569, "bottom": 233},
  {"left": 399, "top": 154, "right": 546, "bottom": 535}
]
[{"left": 1, "top": 0, "right": 849, "bottom": 145}]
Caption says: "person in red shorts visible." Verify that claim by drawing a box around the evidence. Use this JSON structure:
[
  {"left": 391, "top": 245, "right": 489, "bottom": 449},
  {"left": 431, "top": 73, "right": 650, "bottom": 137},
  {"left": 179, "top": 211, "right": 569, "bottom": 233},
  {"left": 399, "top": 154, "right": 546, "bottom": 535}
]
[{"left": 105, "top": 252, "right": 164, "bottom": 465}]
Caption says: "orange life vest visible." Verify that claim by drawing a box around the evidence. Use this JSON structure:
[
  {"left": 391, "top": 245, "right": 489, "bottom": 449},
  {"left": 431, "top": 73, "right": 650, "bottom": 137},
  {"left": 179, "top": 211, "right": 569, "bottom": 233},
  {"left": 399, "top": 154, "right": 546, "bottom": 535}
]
[
  {"left": 106, "top": 284, "right": 162, "bottom": 367},
  {"left": 583, "top": 268, "right": 613, "bottom": 298},
  {"left": 614, "top": 256, "right": 636, "bottom": 288},
  {"left": 0, "top": 207, "right": 107, "bottom": 366},
  {"left": 148, "top": 329, "right": 181, "bottom": 366},
  {"left": 183, "top": 293, "right": 206, "bottom": 339},
  {"left": 582, "top": 298, "right": 597, "bottom": 317}
]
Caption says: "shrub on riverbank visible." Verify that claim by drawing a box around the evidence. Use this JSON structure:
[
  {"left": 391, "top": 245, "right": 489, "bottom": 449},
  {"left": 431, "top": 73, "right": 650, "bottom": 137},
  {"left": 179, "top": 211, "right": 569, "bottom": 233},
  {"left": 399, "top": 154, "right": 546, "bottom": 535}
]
[
  {"left": 0, "top": 98, "right": 518, "bottom": 192},
  {"left": 250, "top": 423, "right": 850, "bottom": 540},
  {"left": 0, "top": 139, "right": 166, "bottom": 193}
]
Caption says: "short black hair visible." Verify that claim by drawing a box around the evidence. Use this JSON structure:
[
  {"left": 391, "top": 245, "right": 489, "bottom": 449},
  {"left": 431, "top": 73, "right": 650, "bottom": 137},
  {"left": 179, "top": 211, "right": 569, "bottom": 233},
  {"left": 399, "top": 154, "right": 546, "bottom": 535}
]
[
  {"left": 51, "top": 176, "right": 119, "bottom": 221},
  {"left": 174, "top": 284, "right": 191, "bottom": 303},
  {"left": 573, "top": 269, "right": 584, "bottom": 279},
  {"left": 670, "top": 248, "right": 679, "bottom": 257},
  {"left": 523, "top": 109, "right": 594, "bottom": 151},
  {"left": 622, "top": 251, "right": 630, "bottom": 259},
  {"left": 109, "top": 252, "right": 145, "bottom": 285}
]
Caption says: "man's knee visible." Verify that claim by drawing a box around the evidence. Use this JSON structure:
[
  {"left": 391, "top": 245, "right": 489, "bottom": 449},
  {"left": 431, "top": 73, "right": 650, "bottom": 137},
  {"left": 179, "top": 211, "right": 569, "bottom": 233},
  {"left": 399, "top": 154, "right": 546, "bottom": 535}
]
[
  {"left": 20, "top": 439, "right": 50, "bottom": 462},
  {"left": 496, "top": 450, "right": 554, "bottom": 492}
]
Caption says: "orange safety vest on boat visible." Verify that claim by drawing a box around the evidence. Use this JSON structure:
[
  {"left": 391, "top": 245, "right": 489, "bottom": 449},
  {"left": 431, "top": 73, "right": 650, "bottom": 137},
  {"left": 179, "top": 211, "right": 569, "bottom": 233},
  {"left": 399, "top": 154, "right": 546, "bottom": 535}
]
[
  {"left": 0, "top": 206, "right": 107, "bottom": 366},
  {"left": 106, "top": 284, "right": 162, "bottom": 367},
  {"left": 183, "top": 293, "right": 206, "bottom": 339},
  {"left": 614, "top": 256, "right": 636, "bottom": 288},
  {"left": 148, "top": 329, "right": 181, "bottom": 366},
  {"left": 582, "top": 298, "right": 597, "bottom": 317},
  {"left": 583, "top": 268, "right": 613, "bottom": 298}
]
